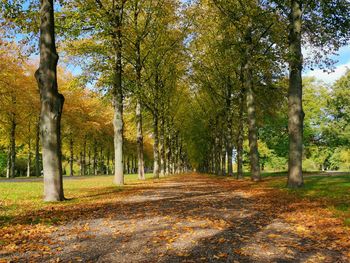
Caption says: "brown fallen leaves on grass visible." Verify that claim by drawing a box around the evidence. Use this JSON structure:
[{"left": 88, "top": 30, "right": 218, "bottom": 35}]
[{"left": 1, "top": 174, "right": 350, "bottom": 262}]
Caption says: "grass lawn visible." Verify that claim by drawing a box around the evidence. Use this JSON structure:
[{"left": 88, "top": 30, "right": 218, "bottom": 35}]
[
  {"left": 213, "top": 171, "right": 350, "bottom": 226},
  {"left": 0, "top": 173, "right": 154, "bottom": 226},
  {"left": 1, "top": 172, "right": 350, "bottom": 227},
  {"left": 263, "top": 173, "right": 350, "bottom": 226}
]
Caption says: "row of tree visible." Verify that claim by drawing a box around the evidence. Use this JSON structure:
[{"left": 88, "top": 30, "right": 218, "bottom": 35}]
[
  {"left": 1, "top": 0, "right": 193, "bottom": 201},
  {"left": 0, "top": 0, "right": 350, "bottom": 201},
  {"left": 180, "top": 0, "right": 350, "bottom": 186}
]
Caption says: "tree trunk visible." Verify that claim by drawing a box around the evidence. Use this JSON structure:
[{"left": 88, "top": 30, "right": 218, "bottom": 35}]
[
  {"left": 69, "top": 137, "right": 73, "bottom": 177},
  {"left": 126, "top": 155, "right": 131, "bottom": 174},
  {"left": 35, "top": 0, "right": 64, "bottom": 201},
  {"left": 166, "top": 128, "right": 171, "bottom": 175},
  {"left": 80, "top": 152, "right": 83, "bottom": 176},
  {"left": 83, "top": 139, "right": 86, "bottom": 175},
  {"left": 106, "top": 149, "right": 110, "bottom": 175},
  {"left": 287, "top": 0, "right": 304, "bottom": 188},
  {"left": 178, "top": 139, "right": 183, "bottom": 174},
  {"left": 35, "top": 116, "right": 41, "bottom": 177},
  {"left": 93, "top": 141, "right": 97, "bottom": 175},
  {"left": 109, "top": 7, "right": 125, "bottom": 185},
  {"left": 225, "top": 77, "right": 233, "bottom": 176},
  {"left": 87, "top": 147, "right": 91, "bottom": 175},
  {"left": 6, "top": 147, "right": 10, "bottom": 178},
  {"left": 9, "top": 115, "right": 16, "bottom": 178},
  {"left": 99, "top": 147, "right": 104, "bottom": 174},
  {"left": 245, "top": 68, "right": 261, "bottom": 181},
  {"left": 133, "top": 156, "right": 137, "bottom": 173},
  {"left": 136, "top": 99, "right": 145, "bottom": 180},
  {"left": 237, "top": 91, "right": 244, "bottom": 179},
  {"left": 159, "top": 115, "right": 165, "bottom": 176},
  {"left": 221, "top": 143, "right": 226, "bottom": 176},
  {"left": 153, "top": 112, "right": 160, "bottom": 178},
  {"left": 27, "top": 123, "right": 32, "bottom": 177},
  {"left": 164, "top": 125, "right": 170, "bottom": 175},
  {"left": 215, "top": 135, "right": 220, "bottom": 175}
]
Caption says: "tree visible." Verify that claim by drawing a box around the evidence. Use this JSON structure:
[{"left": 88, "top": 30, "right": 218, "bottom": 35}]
[
  {"left": 268, "top": 0, "right": 350, "bottom": 187},
  {"left": 35, "top": 0, "right": 65, "bottom": 201}
]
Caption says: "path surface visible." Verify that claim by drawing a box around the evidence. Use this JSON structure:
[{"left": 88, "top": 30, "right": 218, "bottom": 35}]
[{"left": 2, "top": 174, "right": 349, "bottom": 262}]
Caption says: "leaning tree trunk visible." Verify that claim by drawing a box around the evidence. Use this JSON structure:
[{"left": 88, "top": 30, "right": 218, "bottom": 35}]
[
  {"left": 69, "top": 137, "right": 73, "bottom": 177},
  {"left": 287, "top": 0, "right": 304, "bottom": 188},
  {"left": 237, "top": 91, "right": 244, "bottom": 179},
  {"left": 245, "top": 66, "right": 261, "bottom": 181},
  {"left": 35, "top": 0, "right": 64, "bottom": 201},
  {"left": 136, "top": 99, "right": 145, "bottom": 180},
  {"left": 153, "top": 111, "right": 160, "bottom": 178}
]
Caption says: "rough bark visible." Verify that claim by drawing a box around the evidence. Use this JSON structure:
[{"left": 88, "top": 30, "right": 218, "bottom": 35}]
[
  {"left": 237, "top": 91, "right": 244, "bottom": 179},
  {"left": 110, "top": 4, "right": 125, "bottom": 185},
  {"left": 287, "top": 0, "right": 304, "bottom": 188},
  {"left": 136, "top": 99, "right": 145, "bottom": 180},
  {"left": 246, "top": 76, "right": 261, "bottom": 181},
  {"left": 35, "top": 0, "right": 64, "bottom": 201}
]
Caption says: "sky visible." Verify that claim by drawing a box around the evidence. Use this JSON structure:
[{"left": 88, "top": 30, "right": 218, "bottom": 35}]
[{"left": 304, "top": 45, "right": 350, "bottom": 84}]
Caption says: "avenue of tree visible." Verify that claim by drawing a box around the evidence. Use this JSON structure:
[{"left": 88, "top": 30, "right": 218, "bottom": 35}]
[{"left": 0, "top": 0, "right": 350, "bottom": 201}]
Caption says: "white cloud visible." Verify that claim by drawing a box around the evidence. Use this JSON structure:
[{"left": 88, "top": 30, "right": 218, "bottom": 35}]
[{"left": 304, "top": 61, "right": 350, "bottom": 84}]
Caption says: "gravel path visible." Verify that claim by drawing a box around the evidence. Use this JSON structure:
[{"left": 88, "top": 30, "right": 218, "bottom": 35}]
[{"left": 2, "top": 174, "right": 349, "bottom": 262}]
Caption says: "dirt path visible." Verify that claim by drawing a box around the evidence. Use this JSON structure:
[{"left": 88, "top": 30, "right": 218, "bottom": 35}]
[{"left": 2, "top": 174, "right": 350, "bottom": 262}]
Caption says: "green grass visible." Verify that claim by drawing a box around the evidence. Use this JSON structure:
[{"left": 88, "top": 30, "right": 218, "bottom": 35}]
[
  {"left": 222, "top": 171, "right": 350, "bottom": 225},
  {"left": 265, "top": 173, "right": 350, "bottom": 225},
  {"left": 0, "top": 173, "right": 154, "bottom": 225}
]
